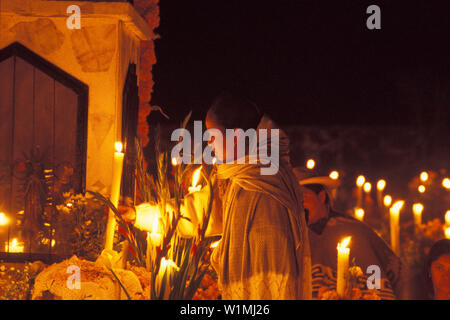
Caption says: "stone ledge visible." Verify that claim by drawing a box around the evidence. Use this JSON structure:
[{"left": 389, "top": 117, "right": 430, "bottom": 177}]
[{"left": 0, "top": 0, "right": 155, "bottom": 40}]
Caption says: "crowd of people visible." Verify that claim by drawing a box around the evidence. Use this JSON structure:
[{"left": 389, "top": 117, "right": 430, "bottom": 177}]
[{"left": 119, "top": 92, "right": 449, "bottom": 300}]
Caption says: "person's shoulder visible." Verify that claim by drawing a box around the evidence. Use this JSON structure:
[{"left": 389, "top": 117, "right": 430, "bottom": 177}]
[{"left": 330, "top": 212, "right": 378, "bottom": 237}]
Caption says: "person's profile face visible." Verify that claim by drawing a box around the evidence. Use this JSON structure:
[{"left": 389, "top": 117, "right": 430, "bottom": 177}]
[{"left": 431, "top": 253, "right": 450, "bottom": 299}]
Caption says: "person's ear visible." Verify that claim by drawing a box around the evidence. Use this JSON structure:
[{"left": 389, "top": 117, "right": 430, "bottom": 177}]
[{"left": 318, "top": 190, "right": 327, "bottom": 204}]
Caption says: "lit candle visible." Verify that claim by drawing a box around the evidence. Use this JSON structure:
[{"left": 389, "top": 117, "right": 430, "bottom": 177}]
[
  {"left": 420, "top": 171, "right": 429, "bottom": 183},
  {"left": 306, "top": 159, "right": 315, "bottom": 170},
  {"left": 155, "top": 257, "right": 180, "bottom": 298},
  {"left": 105, "top": 142, "right": 124, "bottom": 250},
  {"left": 363, "top": 182, "right": 372, "bottom": 193},
  {"left": 354, "top": 208, "right": 365, "bottom": 222},
  {"left": 390, "top": 200, "right": 404, "bottom": 255},
  {"left": 412, "top": 203, "right": 424, "bottom": 229},
  {"left": 418, "top": 185, "right": 426, "bottom": 194},
  {"left": 356, "top": 175, "right": 365, "bottom": 208},
  {"left": 6, "top": 238, "right": 24, "bottom": 253},
  {"left": 443, "top": 178, "right": 450, "bottom": 190},
  {"left": 188, "top": 167, "right": 202, "bottom": 193},
  {"left": 445, "top": 227, "right": 450, "bottom": 240},
  {"left": 150, "top": 214, "right": 162, "bottom": 247},
  {"left": 329, "top": 171, "right": 339, "bottom": 200},
  {"left": 376, "top": 179, "right": 386, "bottom": 209},
  {"left": 0, "top": 212, "right": 9, "bottom": 226},
  {"left": 445, "top": 210, "right": 450, "bottom": 226},
  {"left": 337, "top": 236, "right": 351, "bottom": 298}
]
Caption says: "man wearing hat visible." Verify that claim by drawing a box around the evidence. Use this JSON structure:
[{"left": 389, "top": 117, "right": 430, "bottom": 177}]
[{"left": 293, "top": 167, "right": 404, "bottom": 299}]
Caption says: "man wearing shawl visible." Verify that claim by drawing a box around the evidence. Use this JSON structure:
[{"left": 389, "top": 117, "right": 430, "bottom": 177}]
[
  {"left": 121, "top": 92, "right": 312, "bottom": 300},
  {"left": 293, "top": 168, "right": 404, "bottom": 300}
]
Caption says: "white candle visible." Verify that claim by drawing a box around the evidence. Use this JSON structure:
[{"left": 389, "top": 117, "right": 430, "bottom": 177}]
[
  {"left": 150, "top": 214, "right": 162, "bottom": 247},
  {"left": 337, "top": 236, "right": 351, "bottom": 298},
  {"left": 390, "top": 200, "right": 404, "bottom": 255},
  {"left": 354, "top": 208, "right": 365, "bottom": 222},
  {"left": 412, "top": 203, "right": 424, "bottom": 229},
  {"left": 105, "top": 142, "right": 124, "bottom": 250},
  {"left": 445, "top": 227, "right": 450, "bottom": 239},
  {"left": 445, "top": 210, "right": 450, "bottom": 226},
  {"left": 155, "top": 257, "right": 180, "bottom": 298},
  {"left": 356, "top": 176, "right": 365, "bottom": 208},
  {"left": 376, "top": 179, "right": 386, "bottom": 209},
  {"left": 188, "top": 167, "right": 202, "bottom": 193}
]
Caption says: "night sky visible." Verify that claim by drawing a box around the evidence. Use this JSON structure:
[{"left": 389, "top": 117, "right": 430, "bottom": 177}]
[{"left": 149, "top": 0, "right": 448, "bottom": 127}]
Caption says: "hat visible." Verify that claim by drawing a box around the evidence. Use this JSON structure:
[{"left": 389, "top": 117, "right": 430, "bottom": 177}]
[{"left": 292, "top": 167, "right": 341, "bottom": 190}]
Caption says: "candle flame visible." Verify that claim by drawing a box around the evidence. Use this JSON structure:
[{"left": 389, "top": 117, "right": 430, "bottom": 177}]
[
  {"left": 418, "top": 185, "right": 426, "bottom": 193},
  {"left": 413, "top": 203, "right": 424, "bottom": 215},
  {"left": 12, "top": 238, "right": 18, "bottom": 246},
  {"left": 445, "top": 227, "right": 450, "bottom": 240},
  {"left": 329, "top": 171, "right": 339, "bottom": 180},
  {"left": 0, "top": 213, "right": 8, "bottom": 226},
  {"left": 363, "top": 182, "right": 372, "bottom": 193},
  {"left": 356, "top": 175, "right": 365, "bottom": 187},
  {"left": 306, "top": 159, "right": 315, "bottom": 170},
  {"left": 210, "top": 240, "right": 220, "bottom": 248},
  {"left": 442, "top": 178, "right": 450, "bottom": 189},
  {"left": 171, "top": 157, "right": 178, "bottom": 166},
  {"left": 192, "top": 167, "right": 202, "bottom": 188},
  {"left": 377, "top": 179, "right": 386, "bottom": 191},
  {"left": 338, "top": 236, "right": 351, "bottom": 250},
  {"left": 355, "top": 208, "right": 364, "bottom": 221},
  {"left": 391, "top": 200, "right": 405, "bottom": 215},
  {"left": 115, "top": 142, "right": 123, "bottom": 153},
  {"left": 420, "top": 171, "right": 429, "bottom": 182},
  {"left": 383, "top": 195, "right": 392, "bottom": 207},
  {"left": 160, "top": 257, "right": 180, "bottom": 272},
  {"left": 445, "top": 210, "right": 450, "bottom": 225},
  {"left": 152, "top": 214, "right": 159, "bottom": 234}
]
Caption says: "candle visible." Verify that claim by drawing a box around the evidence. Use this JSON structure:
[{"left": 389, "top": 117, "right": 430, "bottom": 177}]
[
  {"left": 390, "top": 200, "right": 404, "bottom": 255},
  {"left": 306, "top": 159, "right": 315, "bottom": 170},
  {"left": 188, "top": 167, "right": 202, "bottom": 193},
  {"left": 442, "top": 178, "right": 450, "bottom": 190},
  {"left": 445, "top": 210, "right": 450, "bottom": 226},
  {"left": 105, "top": 142, "right": 124, "bottom": 250},
  {"left": 376, "top": 179, "right": 386, "bottom": 209},
  {"left": 383, "top": 195, "right": 392, "bottom": 207},
  {"left": 363, "top": 182, "right": 372, "bottom": 193},
  {"left": 354, "top": 208, "right": 365, "bottom": 222},
  {"left": 0, "top": 212, "right": 8, "bottom": 226},
  {"left": 412, "top": 203, "right": 424, "bottom": 229},
  {"left": 337, "top": 236, "right": 351, "bottom": 298},
  {"left": 155, "top": 257, "right": 180, "bottom": 298},
  {"left": 150, "top": 214, "right": 163, "bottom": 247},
  {"left": 445, "top": 227, "right": 450, "bottom": 240},
  {"left": 418, "top": 185, "right": 426, "bottom": 193},
  {"left": 356, "top": 175, "right": 365, "bottom": 208},
  {"left": 5, "top": 238, "right": 24, "bottom": 253},
  {"left": 420, "top": 171, "right": 429, "bottom": 183}
]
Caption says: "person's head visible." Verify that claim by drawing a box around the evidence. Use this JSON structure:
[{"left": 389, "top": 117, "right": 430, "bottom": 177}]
[
  {"left": 292, "top": 167, "right": 338, "bottom": 224},
  {"left": 425, "top": 239, "right": 450, "bottom": 300},
  {"left": 205, "top": 92, "right": 262, "bottom": 162}
]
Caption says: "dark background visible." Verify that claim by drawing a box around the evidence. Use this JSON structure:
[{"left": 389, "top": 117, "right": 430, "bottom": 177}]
[{"left": 149, "top": 0, "right": 448, "bottom": 127}]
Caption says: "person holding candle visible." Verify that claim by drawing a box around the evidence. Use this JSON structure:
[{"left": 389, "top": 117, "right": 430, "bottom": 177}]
[
  {"left": 293, "top": 168, "right": 405, "bottom": 299},
  {"left": 119, "top": 92, "right": 312, "bottom": 300}
]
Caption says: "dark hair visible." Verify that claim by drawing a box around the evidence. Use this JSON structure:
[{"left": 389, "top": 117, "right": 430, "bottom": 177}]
[
  {"left": 208, "top": 92, "right": 262, "bottom": 130},
  {"left": 424, "top": 239, "right": 450, "bottom": 299},
  {"left": 303, "top": 184, "right": 330, "bottom": 206}
]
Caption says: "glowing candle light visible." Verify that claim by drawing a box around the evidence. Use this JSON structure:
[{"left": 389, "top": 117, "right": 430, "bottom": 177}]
[
  {"left": 149, "top": 214, "right": 162, "bottom": 247},
  {"left": 418, "top": 185, "right": 426, "bottom": 193},
  {"left": 5, "top": 238, "right": 24, "bottom": 253},
  {"left": 356, "top": 175, "right": 365, "bottom": 208},
  {"left": 412, "top": 203, "right": 424, "bottom": 228},
  {"left": 0, "top": 212, "right": 9, "bottom": 226},
  {"left": 105, "top": 142, "right": 124, "bottom": 250},
  {"left": 329, "top": 171, "right": 339, "bottom": 180},
  {"left": 306, "top": 159, "right": 315, "bottom": 170},
  {"left": 445, "top": 227, "right": 450, "bottom": 240},
  {"left": 445, "top": 210, "right": 450, "bottom": 226},
  {"left": 188, "top": 167, "right": 202, "bottom": 193},
  {"left": 156, "top": 257, "right": 180, "bottom": 298},
  {"left": 363, "top": 182, "right": 372, "bottom": 193},
  {"left": 442, "top": 178, "right": 450, "bottom": 190},
  {"left": 390, "top": 200, "right": 404, "bottom": 255},
  {"left": 383, "top": 195, "right": 392, "bottom": 207},
  {"left": 337, "top": 236, "right": 351, "bottom": 298},
  {"left": 210, "top": 240, "right": 220, "bottom": 248},
  {"left": 171, "top": 157, "right": 178, "bottom": 166},
  {"left": 376, "top": 179, "right": 386, "bottom": 209},
  {"left": 354, "top": 208, "right": 365, "bottom": 222},
  {"left": 420, "top": 171, "right": 429, "bottom": 182}
]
